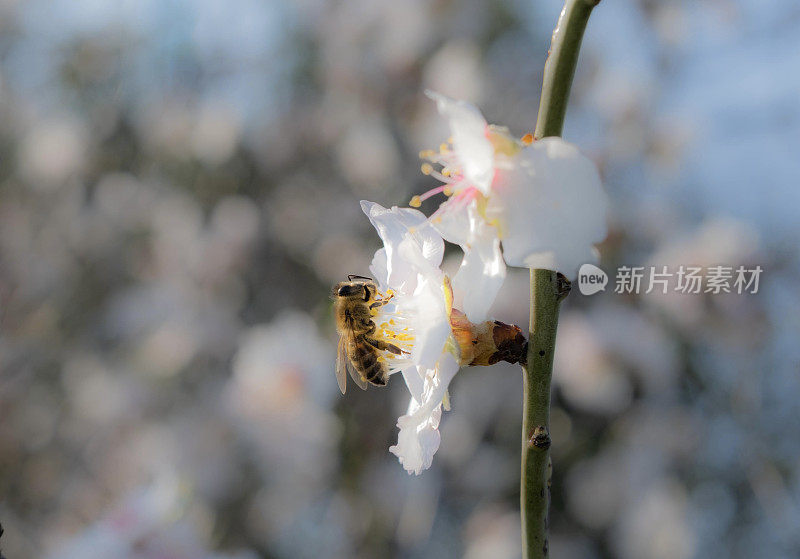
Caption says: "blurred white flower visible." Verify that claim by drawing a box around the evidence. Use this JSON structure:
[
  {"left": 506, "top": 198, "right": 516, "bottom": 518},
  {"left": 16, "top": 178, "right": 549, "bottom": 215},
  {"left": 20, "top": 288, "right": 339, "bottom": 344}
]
[
  {"left": 416, "top": 92, "right": 608, "bottom": 320},
  {"left": 463, "top": 505, "right": 521, "bottom": 559},
  {"left": 361, "top": 201, "right": 467, "bottom": 474},
  {"left": 19, "top": 116, "right": 88, "bottom": 188},
  {"left": 422, "top": 41, "right": 484, "bottom": 106},
  {"left": 337, "top": 117, "right": 400, "bottom": 192},
  {"left": 554, "top": 313, "right": 633, "bottom": 414},
  {"left": 226, "top": 313, "right": 345, "bottom": 544},
  {"left": 47, "top": 476, "right": 255, "bottom": 559},
  {"left": 613, "top": 480, "right": 695, "bottom": 559},
  {"left": 191, "top": 103, "right": 240, "bottom": 165},
  {"left": 226, "top": 312, "right": 337, "bottom": 483}
]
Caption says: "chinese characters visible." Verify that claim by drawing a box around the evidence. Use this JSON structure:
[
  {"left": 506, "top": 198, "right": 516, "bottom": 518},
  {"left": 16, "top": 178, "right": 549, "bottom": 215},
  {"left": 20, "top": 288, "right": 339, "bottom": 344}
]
[{"left": 612, "top": 265, "right": 762, "bottom": 295}]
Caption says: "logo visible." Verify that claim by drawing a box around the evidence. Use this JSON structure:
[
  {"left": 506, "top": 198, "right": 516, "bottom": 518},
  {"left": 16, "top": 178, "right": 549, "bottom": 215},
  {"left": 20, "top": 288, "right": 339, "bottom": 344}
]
[{"left": 578, "top": 263, "right": 608, "bottom": 296}]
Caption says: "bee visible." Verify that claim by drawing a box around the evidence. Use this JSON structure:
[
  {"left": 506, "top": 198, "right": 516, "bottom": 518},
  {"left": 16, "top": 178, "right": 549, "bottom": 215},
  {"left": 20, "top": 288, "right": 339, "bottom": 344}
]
[{"left": 333, "top": 275, "right": 403, "bottom": 394}]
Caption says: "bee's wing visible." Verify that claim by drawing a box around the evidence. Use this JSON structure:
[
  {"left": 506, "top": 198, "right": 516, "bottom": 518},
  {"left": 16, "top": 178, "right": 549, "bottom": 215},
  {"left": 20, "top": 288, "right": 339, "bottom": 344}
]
[
  {"left": 346, "top": 348, "right": 368, "bottom": 391},
  {"left": 336, "top": 336, "right": 349, "bottom": 395},
  {"left": 336, "top": 334, "right": 368, "bottom": 393}
]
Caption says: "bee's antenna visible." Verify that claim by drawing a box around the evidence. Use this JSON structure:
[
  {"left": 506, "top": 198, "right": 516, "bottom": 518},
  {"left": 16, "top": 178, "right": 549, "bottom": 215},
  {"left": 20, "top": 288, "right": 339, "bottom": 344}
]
[{"left": 348, "top": 274, "right": 373, "bottom": 281}]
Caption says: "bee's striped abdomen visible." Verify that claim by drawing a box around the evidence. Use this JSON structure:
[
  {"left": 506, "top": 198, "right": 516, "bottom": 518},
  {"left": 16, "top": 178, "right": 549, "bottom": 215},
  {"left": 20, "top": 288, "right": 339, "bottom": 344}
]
[{"left": 352, "top": 340, "right": 388, "bottom": 386}]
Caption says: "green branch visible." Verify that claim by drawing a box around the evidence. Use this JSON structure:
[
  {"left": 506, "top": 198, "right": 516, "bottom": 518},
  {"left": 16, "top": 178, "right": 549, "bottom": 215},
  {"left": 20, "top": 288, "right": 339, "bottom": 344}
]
[
  {"left": 534, "top": 0, "right": 600, "bottom": 139},
  {"left": 521, "top": 1, "right": 600, "bottom": 557}
]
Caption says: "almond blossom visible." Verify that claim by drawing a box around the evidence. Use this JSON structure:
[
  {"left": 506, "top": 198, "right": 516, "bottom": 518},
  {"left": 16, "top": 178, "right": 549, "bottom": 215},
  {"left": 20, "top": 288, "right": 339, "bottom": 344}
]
[
  {"left": 414, "top": 91, "right": 609, "bottom": 321},
  {"left": 360, "top": 200, "right": 464, "bottom": 474}
]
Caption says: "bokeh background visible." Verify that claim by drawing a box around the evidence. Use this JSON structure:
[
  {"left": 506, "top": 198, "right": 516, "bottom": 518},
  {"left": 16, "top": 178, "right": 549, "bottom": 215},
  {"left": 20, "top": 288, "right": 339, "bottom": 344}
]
[{"left": 1, "top": 0, "right": 799, "bottom": 557}]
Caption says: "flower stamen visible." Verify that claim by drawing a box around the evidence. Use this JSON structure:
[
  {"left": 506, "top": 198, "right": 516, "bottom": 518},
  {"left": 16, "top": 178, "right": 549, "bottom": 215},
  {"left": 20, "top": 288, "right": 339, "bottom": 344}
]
[
  {"left": 408, "top": 183, "right": 455, "bottom": 208},
  {"left": 370, "top": 300, "right": 417, "bottom": 374}
]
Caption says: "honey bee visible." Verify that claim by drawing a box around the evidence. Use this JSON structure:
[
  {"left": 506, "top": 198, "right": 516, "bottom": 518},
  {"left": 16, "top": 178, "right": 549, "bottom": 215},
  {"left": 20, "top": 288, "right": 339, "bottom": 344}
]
[{"left": 333, "top": 275, "right": 403, "bottom": 394}]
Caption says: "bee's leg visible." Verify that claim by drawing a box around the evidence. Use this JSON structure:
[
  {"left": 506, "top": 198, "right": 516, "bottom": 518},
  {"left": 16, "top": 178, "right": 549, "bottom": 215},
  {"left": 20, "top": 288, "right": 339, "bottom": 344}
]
[
  {"left": 369, "top": 291, "right": 395, "bottom": 310},
  {"left": 364, "top": 337, "right": 403, "bottom": 355},
  {"left": 362, "top": 320, "right": 377, "bottom": 335}
]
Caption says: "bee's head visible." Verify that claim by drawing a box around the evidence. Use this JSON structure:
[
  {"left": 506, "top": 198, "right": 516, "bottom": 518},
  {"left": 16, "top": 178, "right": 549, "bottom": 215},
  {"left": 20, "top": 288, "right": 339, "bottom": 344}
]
[{"left": 333, "top": 280, "right": 377, "bottom": 302}]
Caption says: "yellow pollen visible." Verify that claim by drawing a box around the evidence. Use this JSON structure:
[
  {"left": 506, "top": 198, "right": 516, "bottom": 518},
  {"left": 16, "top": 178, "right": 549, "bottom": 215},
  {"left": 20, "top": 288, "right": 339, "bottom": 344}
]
[
  {"left": 443, "top": 186, "right": 454, "bottom": 196},
  {"left": 443, "top": 276, "right": 453, "bottom": 314},
  {"left": 421, "top": 163, "right": 434, "bottom": 176},
  {"left": 419, "top": 149, "right": 436, "bottom": 159},
  {"left": 442, "top": 168, "right": 451, "bottom": 177},
  {"left": 389, "top": 319, "right": 396, "bottom": 325},
  {"left": 409, "top": 195, "right": 422, "bottom": 208},
  {"left": 521, "top": 133, "right": 534, "bottom": 145},
  {"left": 439, "top": 143, "right": 449, "bottom": 153}
]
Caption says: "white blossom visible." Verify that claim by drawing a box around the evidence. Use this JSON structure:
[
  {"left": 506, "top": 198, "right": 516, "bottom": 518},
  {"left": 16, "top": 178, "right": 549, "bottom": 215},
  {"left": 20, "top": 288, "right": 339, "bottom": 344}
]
[
  {"left": 361, "top": 201, "right": 474, "bottom": 474},
  {"left": 417, "top": 92, "right": 608, "bottom": 321}
]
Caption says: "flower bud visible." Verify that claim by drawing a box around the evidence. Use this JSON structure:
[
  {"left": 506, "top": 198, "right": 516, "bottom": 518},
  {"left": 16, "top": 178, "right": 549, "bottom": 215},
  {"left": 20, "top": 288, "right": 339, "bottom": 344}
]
[{"left": 450, "top": 308, "right": 528, "bottom": 367}]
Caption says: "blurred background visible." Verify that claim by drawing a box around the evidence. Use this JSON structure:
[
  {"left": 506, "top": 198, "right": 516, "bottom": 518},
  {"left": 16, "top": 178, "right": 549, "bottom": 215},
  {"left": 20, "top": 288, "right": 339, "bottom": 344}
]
[{"left": 1, "top": 0, "right": 799, "bottom": 557}]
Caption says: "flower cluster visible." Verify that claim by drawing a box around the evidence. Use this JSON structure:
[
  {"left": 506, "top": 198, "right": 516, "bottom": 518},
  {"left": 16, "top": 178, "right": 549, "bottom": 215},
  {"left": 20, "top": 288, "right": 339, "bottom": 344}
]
[{"left": 343, "top": 93, "right": 609, "bottom": 474}]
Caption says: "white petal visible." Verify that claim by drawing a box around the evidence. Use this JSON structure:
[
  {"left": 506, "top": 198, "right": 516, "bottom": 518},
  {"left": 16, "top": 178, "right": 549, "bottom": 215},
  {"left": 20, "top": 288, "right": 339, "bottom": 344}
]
[
  {"left": 361, "top": 201, "right": 444, "bottom": 288},
  {"left": 452, "top": 226, "right": 506, "bottom": 323},
  {"left": 369, "top": 248, "right": 389, "bottom": 289},
  {"left": 487, "top": 138, "right": 609, "bottom": 278},
  {"left": 400, "top": 365, "right": 425, "bottom": 403},
  {"left": 401, "top": 269, "right": 451, "bottom": 369},
  {"left": 391, "top": 409, "right": 441, "bottom": 476},
  {"left": 389, "top": 353, "right": 459, "bottom": 475},
  {"left": 429, "top": 193, "right": 473, "bottom": 247},
  {"left": 426, "top": 91, "right": 494, "bottom": 195},
  {"left": 432, "top": 197, "right": 506, "bottom": 322}
]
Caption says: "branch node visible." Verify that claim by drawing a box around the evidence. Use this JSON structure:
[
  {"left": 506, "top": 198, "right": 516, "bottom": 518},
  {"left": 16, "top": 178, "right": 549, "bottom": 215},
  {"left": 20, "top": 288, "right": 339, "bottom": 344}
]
[
  {"left": 528, "top": 425, "right": 551, "bottom": 450},
  {"left": 555, "top": 273, "right": 571, "bottom": 301}
]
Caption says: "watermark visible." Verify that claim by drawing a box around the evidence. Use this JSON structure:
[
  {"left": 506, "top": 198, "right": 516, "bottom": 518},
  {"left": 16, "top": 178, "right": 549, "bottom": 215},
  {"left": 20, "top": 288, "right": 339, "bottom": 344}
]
[
  {"left": 578, "top": 265, "right": 762, "bottom": 296},
  {"left": 578, "top": 263, "right": 609, "bottom": 295}
]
